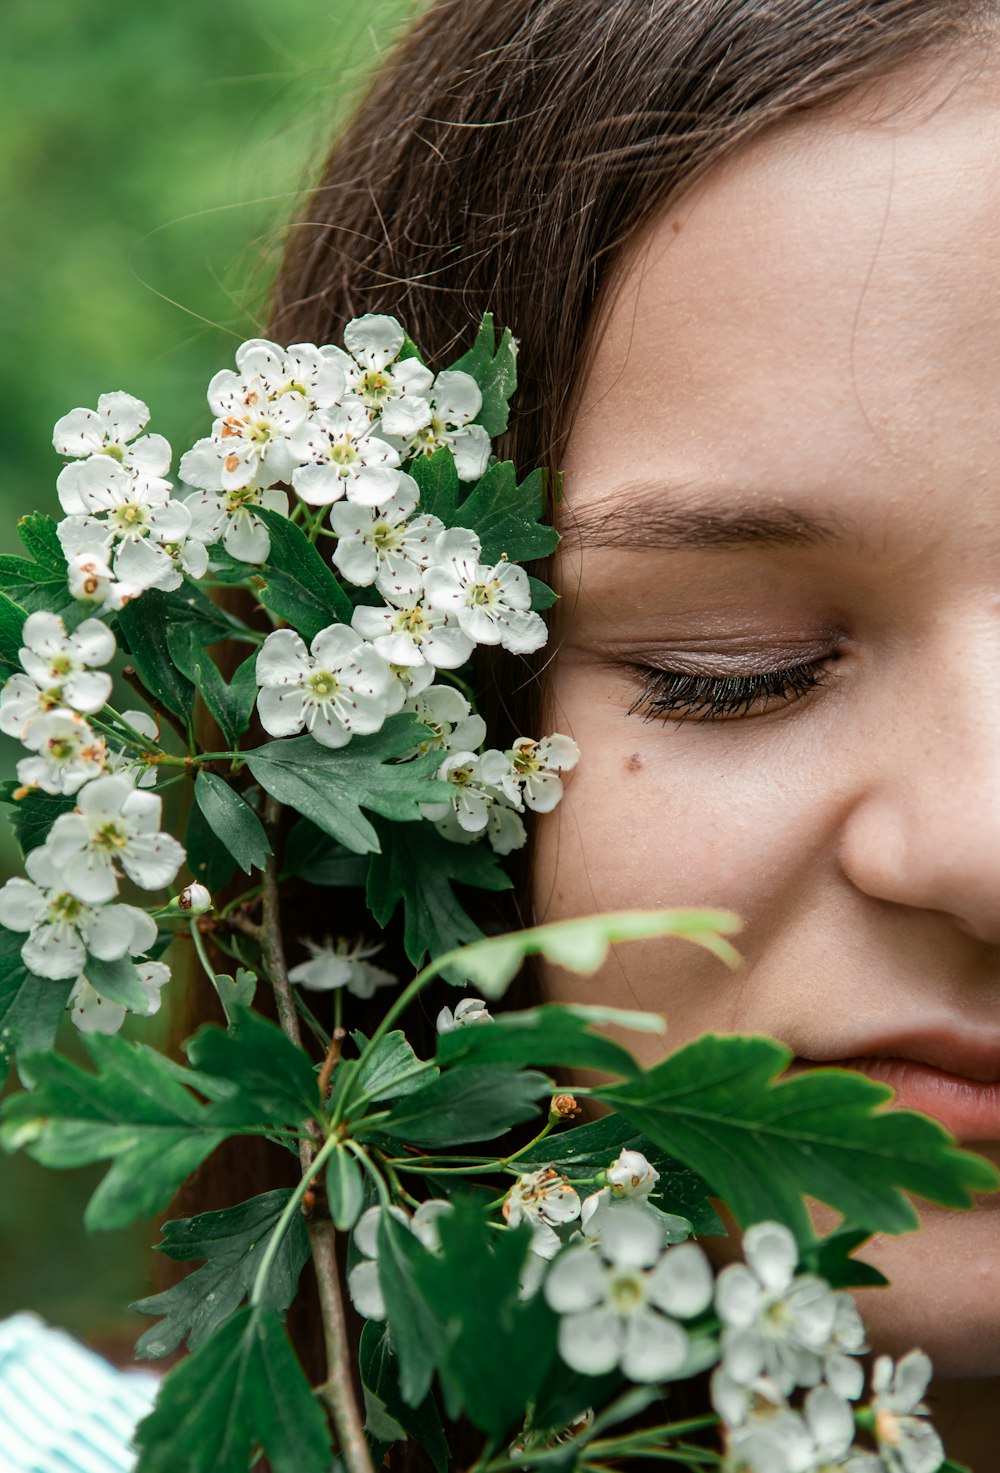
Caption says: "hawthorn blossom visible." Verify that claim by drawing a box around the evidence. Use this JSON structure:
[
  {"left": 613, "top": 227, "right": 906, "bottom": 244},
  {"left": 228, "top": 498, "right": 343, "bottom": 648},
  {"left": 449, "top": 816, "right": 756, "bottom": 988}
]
[
  {"left": 383, "top": 658, "right": 435, "bottom": 715},
  {"left": 16, "top": 711, "right": 107, "bottom": 795},
  {"left": 288, "top": 936, "right": 397, "bottom": 999},
  {"left": 403, "top": 686, "right": 487, "bottom": 755},
  {"left": 39, "top": 774, "right": 185, "bottom": 904},
  {"left": 504, "top": 1167, "right": 581, "bottom": 1259},
  {"left": 334, "top": 314, "right": 434, "bottom": 433},
  {"left": 330, "top": 478, "right": 445, "bottom": 600},
  {"left": 183, "top": 484, "right": 289, "bottom": 565},
  {"left": 69, "top": 960, "right": 170, "bottom": 1036},
  {"left": 480, "top": 734, "right": 581, "bottom": 813},
  {"left": 13, "top": 611, "right": 115, "bottom": 718},
  {"left": 348, "top": 1201, "right": 453, "bottom": 1320},
  {"left": 57, "top": 459, "right": 192, "bottom": 595},
  {"left": 715, "top": 1221, "right": 866, "bottom": 1399},
  {"left": 422, "top": 529, "right": 547, "bottom": 654},
  {"left": 865, "top": 1352, "right": 944, "bottom": 1473},
  {"left": 436, "top": 997, "right": 492, "bottom": 1033},
  {"left": 351, "top": 598, "right": 473, "bottom": 670},
  {"left": 419, "top": 750, "right": 495, "bottom": 835},
  {"left": 715, "top": 1376, "right": 859, "bottom": 1473},
  {"left": 254, "top": 625, "right": 392, "bottom": 748},
  {"left": 293, "top": 401, "right": 403, "bottom": 508},
  {"left": 53, "top": 392, "right": 171, "bottom": 484},
  {"left": 0, "top": 844, "right": 157, "bottom": 980},
  {"left": 66, "top": 547, "right": 127, "bottom": 611},
  {"left": 581, "top": 1148, "right": 661, "bottom": 1227},
  {"left": 231, "top": 339, "right": 346, "bottom": 410},
  {"left": 178, "top": 361, "right": 312, "bottom": 493},
  {"left": 380, "top": 368, "right": 492, "bottom": 481},
  {"left": 544, "top": 1203, "right": 713, "bottom": 1382}
]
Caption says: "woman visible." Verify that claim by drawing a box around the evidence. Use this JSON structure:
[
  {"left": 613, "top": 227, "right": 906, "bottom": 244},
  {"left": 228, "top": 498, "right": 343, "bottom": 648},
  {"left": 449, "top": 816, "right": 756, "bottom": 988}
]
[{"left": 188, "top": 0, "right": 1000, "bottom": 1463}]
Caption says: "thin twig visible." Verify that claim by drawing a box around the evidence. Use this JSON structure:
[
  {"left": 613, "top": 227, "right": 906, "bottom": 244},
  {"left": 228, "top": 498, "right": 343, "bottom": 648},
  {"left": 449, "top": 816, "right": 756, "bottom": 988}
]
[
  {"left": 214, "top": 911, "right": 263, "bottom": 942},
  {"left": 260, "top": 794, "right": 304, "bottom": 1051},
  {"left": 318, "top": 1028, "right": 347, "bottom": 1102}
]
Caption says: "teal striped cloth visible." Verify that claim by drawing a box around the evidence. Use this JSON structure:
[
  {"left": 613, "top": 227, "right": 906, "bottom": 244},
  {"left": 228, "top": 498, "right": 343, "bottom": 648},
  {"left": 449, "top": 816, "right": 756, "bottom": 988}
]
[{"left": 0, "top": 1314, "right": 160, "bottom": 1473}]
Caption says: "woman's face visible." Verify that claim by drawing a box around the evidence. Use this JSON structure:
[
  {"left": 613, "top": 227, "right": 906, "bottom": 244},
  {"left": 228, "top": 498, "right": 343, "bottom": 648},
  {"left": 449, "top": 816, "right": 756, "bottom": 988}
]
[{"left": 534, "top": 52, "right": 1000, "bottom": 1375}]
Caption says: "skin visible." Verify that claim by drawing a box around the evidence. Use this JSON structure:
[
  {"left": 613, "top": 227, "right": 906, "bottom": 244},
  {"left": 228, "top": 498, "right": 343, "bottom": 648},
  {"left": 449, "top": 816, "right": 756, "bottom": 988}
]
[{"left": 532, "top": 43, "right": 1000, "bottom": 1459}]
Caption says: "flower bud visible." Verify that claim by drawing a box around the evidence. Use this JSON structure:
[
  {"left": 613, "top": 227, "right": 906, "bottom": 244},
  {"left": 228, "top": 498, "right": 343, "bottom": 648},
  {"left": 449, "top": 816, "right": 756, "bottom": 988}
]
[
  {"left": 549, "top": 1093, "right": 581, "bottom": 1121},
  {"left": 436, "top": 997, "right": 492, "bottom": 1033},
  {"left": 606, "top": 1148, "right": 659, "bottom": 1200},
  {"left": 175, "top": 883, "right": 212, "bottom": 914}
]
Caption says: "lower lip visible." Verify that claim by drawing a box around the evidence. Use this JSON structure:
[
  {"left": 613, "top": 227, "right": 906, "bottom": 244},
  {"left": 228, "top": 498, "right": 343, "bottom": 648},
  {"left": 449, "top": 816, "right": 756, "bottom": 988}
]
[{"left": 796, "top": 1057, "right": 1000, "bottom": 1142}]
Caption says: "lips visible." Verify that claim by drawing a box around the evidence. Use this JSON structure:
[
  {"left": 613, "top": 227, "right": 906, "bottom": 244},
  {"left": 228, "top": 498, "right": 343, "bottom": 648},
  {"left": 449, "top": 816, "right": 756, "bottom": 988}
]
[{"left": 790, "top": 1033, "right": 1000, "bottom": 1142}]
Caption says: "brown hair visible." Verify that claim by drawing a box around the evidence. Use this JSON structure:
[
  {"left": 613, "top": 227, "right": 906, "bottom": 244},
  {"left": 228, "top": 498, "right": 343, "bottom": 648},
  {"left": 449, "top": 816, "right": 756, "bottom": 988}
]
[{"left": 178, "top": 0, "right": 994, "bottom": 1452}]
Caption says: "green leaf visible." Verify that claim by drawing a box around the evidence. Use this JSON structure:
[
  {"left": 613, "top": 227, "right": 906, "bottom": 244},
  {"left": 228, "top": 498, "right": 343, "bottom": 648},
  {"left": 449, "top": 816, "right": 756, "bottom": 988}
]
[
  {"left": 18, "top": 513, "right": 68, "bottom": 574},
  {"left": 801, "top": 1226, "right": 888, "bottom": 1291},
  {"left": 281, "top": 816, "right": 368, "bottom": 886},
  {"left": 184, "top": 797, "right": 238, "bottom": 893},
  {"left": 436, "top": 1003, "right": 662, "bottom": 1078},
  {"left": 596, "top": 1034, "right": 1000, "bottom": 1242},
  {"left": 117, "top": 590, "right": 196, "bottom": 726},
  {"left": 0, "top": 588, "right": 27, "bottom": 670},
  {"left": 360, "top": 1321, "right": 450, "bottom": 1473},
  {"left": 449, "top": 312, "right": 519, "bottom": 437},
  {"left": 0, "top": 554, "right": 74, "bottom": 616},
  {"left": 84, "top": 952, "right": 152, "bottom": 1012},
  {"left": 326, "top": 1145, "right": 365, "bottom": 1230},
  {"left": 0, "top": 1034, "right": 229, "bottom": 1229},
  {"left": 529, "top": 575, "right": 558, "bottom": 611},
  {"left": 366, "top": 818, "right": 512, "bottom": 980},
  {"left": 409, "top": 1198, "right": 558, "bottom": 1437},
  {"left": 194, "top": 770, "right": 271, "bottom": 875},
  {"left": 454, "top": 461, "right": 559, "bottom": 565},
  {"left": 132, "top": 1190, "right": 310, "bottom": 1358},
  {"left": 370, "top": 1065, "right": 551, "bottom": 1147},
  {"left": 376, "top": 1209, "right": 450, "bottom": 1407},
  {"left": 0, "top": 782, "right": 76, "bottom": 857},
  {"left": 214, "top": 968, "right": 258, "bottom": 1028},
  {"left": 255, "top": 506, "right": 353, "bottom": 638},
  {"left": 186, "top": 1006, "right": 319, "bottom": 1127},
  {"left": 133, "top": 1306, "right": 332, "bottom": 1473},
  {"left": 515, "top": 1111, "right": 724, "bottom": 1236},
  {"left": 245, "top": 716, "right": 446, "bottom": 856},
  {"left": 352, "top": 1029, "right": 438, "bottom": 1105},
  {"left": 0, "top": 929, "right": 72, "bottom": 1087},
  {"left": 167, "top": 624, "right": 258, "bottom": 747},
  {"left": 449, "top": 909, "right": 743, "bottom": 1000},
  {"left": 409, "top": 446, "right": 460, "bottom": 523}
]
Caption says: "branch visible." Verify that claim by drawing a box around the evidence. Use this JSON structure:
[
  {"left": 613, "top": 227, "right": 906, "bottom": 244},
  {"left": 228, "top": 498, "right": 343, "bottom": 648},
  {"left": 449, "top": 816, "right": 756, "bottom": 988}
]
[
  {"left": 260, "top": 792, "right": 374, "bottom": 1473},
  {"left": 120, "top": 665, "right": 190, "bottom": 744}
]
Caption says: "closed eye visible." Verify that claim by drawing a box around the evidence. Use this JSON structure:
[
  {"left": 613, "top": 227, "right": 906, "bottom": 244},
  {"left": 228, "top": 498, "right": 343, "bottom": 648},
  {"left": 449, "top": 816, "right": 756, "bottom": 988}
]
[{"left": 627, "top": 658, "right": 831, "bottom": 724}]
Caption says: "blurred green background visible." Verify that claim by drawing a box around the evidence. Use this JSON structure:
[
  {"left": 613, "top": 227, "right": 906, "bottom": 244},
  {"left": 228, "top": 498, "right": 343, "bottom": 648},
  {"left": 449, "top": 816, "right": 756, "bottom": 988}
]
[{"left": 1, "top": 0, "right": 422, "bottom": 1356}]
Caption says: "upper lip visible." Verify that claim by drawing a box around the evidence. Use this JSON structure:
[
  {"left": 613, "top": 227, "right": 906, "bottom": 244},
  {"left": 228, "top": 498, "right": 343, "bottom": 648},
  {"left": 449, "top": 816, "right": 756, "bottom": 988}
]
[{"left": 794, "top": 1030, "right": 1000, "bottom": 1085}]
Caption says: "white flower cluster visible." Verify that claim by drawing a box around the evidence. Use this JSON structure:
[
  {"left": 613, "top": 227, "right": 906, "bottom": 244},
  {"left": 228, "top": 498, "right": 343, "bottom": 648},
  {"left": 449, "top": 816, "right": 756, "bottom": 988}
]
[{"left": 711, "top": 1222, "right": 944, "bottom": 1473}]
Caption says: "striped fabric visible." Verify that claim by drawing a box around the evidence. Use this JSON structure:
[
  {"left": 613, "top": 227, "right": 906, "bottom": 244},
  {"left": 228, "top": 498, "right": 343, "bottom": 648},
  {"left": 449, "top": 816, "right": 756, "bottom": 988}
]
[{"left": 0, "top": 1315, "right": 160, "bottom": 1473}]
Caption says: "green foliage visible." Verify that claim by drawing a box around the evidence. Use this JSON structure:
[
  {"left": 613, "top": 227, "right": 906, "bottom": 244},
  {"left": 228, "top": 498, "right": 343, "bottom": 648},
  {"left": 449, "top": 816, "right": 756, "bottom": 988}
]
[
  {"left": 167, "top": 628, "right": 258, "bottom": 748},
  {"left": 184, "top": 795, "right": 238, "bottom": 893},
  {"left": 0, "top": 1034, "right": 230, "bottom": 1228},
  {"left": 117, "top": 591, "right": 197, "bottom": 728},
  {"left": 369, "top": 1065, "right": 552, "bottom": 1148},
  {"left": 0, "top": 927, "right": 71, "bottom": 1087},
  {"left": 449, "top": 314, "right": 519, "bottom": 437},
  {"left": 326, "top": 1145, "right": 365, "bottom": 1231},
  {"left": 132, "top": 1190, "right": 310, "bottom": 1358},
  {"left": 133, "top": 1306, "right": 332, "bottom": 1473},
  {"left": 597, "top": 1033, "right": 1000, "bottom": 1242},
  {"left": 377, "top": 1211, "right": 449, "bottom": 1406},
  {"left": 193, "top": 769, "right": 271, "bottom": 874},
  {"left": 0, "top": 588, "right": 27, "bottom": 671},
  {"left": 245, "top": 716, "right": 446, "bottom": 855},
  {"left": 349, "top": 1028, "right": 437, "bottom": 1106},
  {"left": 185, "top": 1005, "right": 319, "bottom": 1126},
  {"left": 360, "top": 1321, "right": 450, "bottom": 1473},
  {"left": 410, "top": 449, "right": 558, "bottom": 565},
  {"left": 0, "top": 515, "right": 75, "bottom": 616},
  {"left": 214, "top": 966, "right": 257, "bottom": 1027},
  {"left": 281, "top": 815, "right": 369, "bottom": 886},
  {"left": 366, "top": 817, "right": 512, "bottom": 978},
  {"left": 435, "top": 1002, "right": 663, "bottom": 1078},
  {"left": 84, "top": 952, "right": 153, "bottom": 1012},
  {"left": 0, "top": 781, "right": 75, "bottom": 856},
  {"left": 255, "top": 505, "right": 353, "bottom": 637}
]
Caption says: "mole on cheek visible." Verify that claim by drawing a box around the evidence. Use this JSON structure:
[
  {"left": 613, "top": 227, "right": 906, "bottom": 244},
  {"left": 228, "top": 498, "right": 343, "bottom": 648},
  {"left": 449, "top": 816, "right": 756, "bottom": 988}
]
[{"left": 626, "top": 753, "right": 643, "bottom": 773}]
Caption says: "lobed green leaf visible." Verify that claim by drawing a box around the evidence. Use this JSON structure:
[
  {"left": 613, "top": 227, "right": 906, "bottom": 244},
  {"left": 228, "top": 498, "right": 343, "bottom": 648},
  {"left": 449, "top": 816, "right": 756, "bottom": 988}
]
[
  {"left": 368, "top": 1065, "right": 551, "bottom": 1147},
  {"left": 360, "top": 1321, "right": 450, "bottom": 1473},
  {"left": 193, "top": 770, "right": 271, "bottom": 875},
  {"left": 449, "top": 312, "right": 518, "bottom": 437},
  {"left": 186, "top": 1005, "right": 319, "bottom": 1127},
  {"left": 435, "top": 1002, "right": 662, "bottom": 1078},
  {"left": 0, "top": 928, "right": 72, "bottom": 1088}
]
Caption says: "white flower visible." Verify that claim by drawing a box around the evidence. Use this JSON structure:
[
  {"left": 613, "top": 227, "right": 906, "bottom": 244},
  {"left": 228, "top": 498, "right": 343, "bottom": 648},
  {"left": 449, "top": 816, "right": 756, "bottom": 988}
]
[
  {"left": 103, "top": 709, "right": 159, "bottom": 789},
  {"left": 0, "top": 845, "right": 157, "bottom": 981},
  {"left": 179, "top": 362, "right": 312, "bottom": 493},
  {"left": 183, "top": 484, "right": 289, "bottom": 565},
  {"left": 14, "top": 611, "right": 115, "bottom": 719},
  {"left": 39, "top": 773, "right": 186, "bottom": 903},
  {"left": 330, "top": 476, "right": 445, "bottom": 600},
  {"left": 544, "top": 1202, "right": 713, "bottom": 1382},
  {"left": 254, "top": 625, "right": 392, "bottom": 748},
  {"left": 479, "top": 734, "right": 580, "bottom": 814},
  {"left": 175, "top": 883, "right": 212, "bottom": 914},
  {"left": 403, "top": 686, "right": 487, "bottom": 754},
  {"left": 715, "top": 1222, "right": 861, "bottom": 1398},
  {"left": 436, "top": 997, "right": 492, "bottom": 1033},
  {"left": 423, "top": 529, "right": 547, "bottom": 654},
  {"left": 288, "top": 936, "right": 397, "bottom": 999},
  {"left": 293, "top": 401, "right": 403, "bottom": 508},
  {"left": 57, "top": 460, "right": 191, "bottom": 596},
  {"left": 867, "top": 1352, "right": 944, "bottom": 1473},
  {"left": 66, "top": 547, "right": 127, "bottom": 611},
  {"left": 581, "top": 1148, "right": 661, "bottom": 1227},
  {"left": 381, "top": 369, "right": 492, "bottom": 481},
  {"left": 53, "top": 392, "right": 171, "bottom": 484},
  {"left": 16, "top": 711, "right": 107, "bottom": 795},
  {"left": 504, "top": 1167, "right": 582, "bottom": 1260},
  {"left": 420, "top": 750, "right": 495, "bottom": 834},
  {"left": 383, "top": 658, "right": 436, "bottom": 715},
  {"left": 232, "top": 338, "right": 346, "bottom": 410},
  {"left": 348, "top": 1201, "right": 453, "bottom": 1320},
  {"left": 718, "top": 1377, "right": 859, "bottom": 1473},
  {"left": 69, "top": 960, "right": 170, "bottom": 1036},
  {"left": 335, "top": 315, "right": 434, "bottom": 433},
  {"left": 351, "top": 598, "right": 473, "bottom": 671}
]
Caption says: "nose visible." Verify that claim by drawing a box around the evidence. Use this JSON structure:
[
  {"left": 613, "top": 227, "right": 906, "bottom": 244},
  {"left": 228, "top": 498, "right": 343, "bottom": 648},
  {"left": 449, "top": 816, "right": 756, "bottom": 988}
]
[{"left": 836, "top": 648, "right": 1000, "bottom": 946}]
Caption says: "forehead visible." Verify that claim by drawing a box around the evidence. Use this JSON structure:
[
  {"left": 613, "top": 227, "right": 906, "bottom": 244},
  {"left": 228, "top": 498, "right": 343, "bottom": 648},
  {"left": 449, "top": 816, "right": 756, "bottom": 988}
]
[{"left": 563, "top": 51, "right": 1000, "bottom": 535}]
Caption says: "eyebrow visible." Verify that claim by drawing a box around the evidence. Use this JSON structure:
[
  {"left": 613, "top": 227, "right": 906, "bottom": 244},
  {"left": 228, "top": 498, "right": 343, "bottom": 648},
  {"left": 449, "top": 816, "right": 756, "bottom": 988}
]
[{"left": 561, "top": 482, "right": 855, "bottom": 551}]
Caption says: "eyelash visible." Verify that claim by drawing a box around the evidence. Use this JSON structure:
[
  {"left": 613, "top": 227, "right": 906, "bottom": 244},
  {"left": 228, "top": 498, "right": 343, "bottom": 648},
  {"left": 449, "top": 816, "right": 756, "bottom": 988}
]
[{"left": 628, "top": 658, "right": 830, "bottom": 724}]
